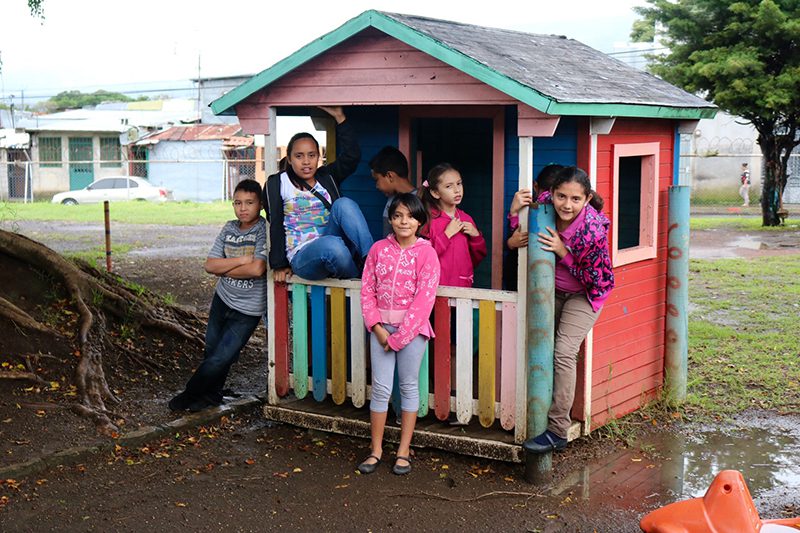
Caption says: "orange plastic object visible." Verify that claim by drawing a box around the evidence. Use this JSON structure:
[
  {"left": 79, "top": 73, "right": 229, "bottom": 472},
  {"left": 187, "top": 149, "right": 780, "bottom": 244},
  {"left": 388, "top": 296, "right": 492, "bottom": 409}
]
[{"left": 640, "top": 470, "right": 800, "bottom": 533}]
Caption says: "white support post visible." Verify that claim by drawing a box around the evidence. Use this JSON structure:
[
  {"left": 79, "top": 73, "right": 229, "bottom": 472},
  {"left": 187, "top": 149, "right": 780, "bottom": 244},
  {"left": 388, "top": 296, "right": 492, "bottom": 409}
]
[
  {"left": 266, "top": 276, "right": 278, "bottom": 405},
  {"left": 581, "top": 119, "right": 615, "bottom": 434},
  {"left": 264, "top": 107, "right": 278, "bottom": 177},
  {"left": 515, "top": 136, "right": 533, "bottom": 443},
  {"left": 264, "top": 106, "right": 278, "bottom": 405}
]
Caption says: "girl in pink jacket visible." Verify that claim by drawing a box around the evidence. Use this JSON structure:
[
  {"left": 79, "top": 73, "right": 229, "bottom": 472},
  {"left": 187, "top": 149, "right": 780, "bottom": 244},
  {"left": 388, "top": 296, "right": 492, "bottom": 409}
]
[
  {"left": 358, "top": 193, "right": 440, "bottom": 476},
  {"left": 420, "top": 163, "right": 487, "bottom": 287}
]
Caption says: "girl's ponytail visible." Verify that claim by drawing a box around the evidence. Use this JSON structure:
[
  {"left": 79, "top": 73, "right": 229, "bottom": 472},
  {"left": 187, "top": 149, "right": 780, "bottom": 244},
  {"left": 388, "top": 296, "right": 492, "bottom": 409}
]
[
  {"left": 418, "top": 163, "right": 457, "bottom": 214},
  {"left": 551, "top": 166, "right": 605, "bottom": 212},
  {"left": 589, "top": 190, "right": 604, "bottom": 212}
]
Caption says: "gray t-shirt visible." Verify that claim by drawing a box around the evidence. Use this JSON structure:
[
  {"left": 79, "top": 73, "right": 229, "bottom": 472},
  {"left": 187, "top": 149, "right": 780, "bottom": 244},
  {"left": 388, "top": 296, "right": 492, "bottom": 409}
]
[{"left": 208, "top": 217, "right": 268, "bottom": 316}]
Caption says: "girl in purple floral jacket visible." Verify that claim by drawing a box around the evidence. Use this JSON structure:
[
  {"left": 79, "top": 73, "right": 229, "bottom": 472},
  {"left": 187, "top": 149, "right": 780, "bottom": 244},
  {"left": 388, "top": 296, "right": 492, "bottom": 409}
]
[{"left": 525, "top": 166, "right": 614, "bottom": 454}]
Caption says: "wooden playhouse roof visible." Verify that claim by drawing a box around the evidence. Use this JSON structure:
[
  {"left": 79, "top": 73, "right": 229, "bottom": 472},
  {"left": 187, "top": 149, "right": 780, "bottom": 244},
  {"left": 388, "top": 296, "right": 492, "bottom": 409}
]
[{"left": 211, "top": 10, "right": 716, "bottom": 120}]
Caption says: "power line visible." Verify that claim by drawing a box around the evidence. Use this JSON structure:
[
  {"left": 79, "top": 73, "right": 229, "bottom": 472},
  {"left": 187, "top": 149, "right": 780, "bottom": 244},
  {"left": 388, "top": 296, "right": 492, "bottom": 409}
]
[{"left": 606, "top": 47, "right": 668, "bottom": 56}]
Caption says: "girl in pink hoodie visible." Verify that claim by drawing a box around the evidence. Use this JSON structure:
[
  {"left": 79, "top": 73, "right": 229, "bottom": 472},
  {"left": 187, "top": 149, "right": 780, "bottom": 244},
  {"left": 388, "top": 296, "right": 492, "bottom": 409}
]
[
  {"left": 358, "top": 193, "right": 440, "bottom": 476},
  {"left": 420, "top": 163, "right": 487, "bottom": 287}
]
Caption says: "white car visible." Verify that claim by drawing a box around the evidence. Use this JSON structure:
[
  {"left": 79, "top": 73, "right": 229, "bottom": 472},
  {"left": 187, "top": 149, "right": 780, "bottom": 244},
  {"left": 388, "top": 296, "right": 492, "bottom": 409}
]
[{"left": 52, "top": 176, "right": 173, "bottom": 205}]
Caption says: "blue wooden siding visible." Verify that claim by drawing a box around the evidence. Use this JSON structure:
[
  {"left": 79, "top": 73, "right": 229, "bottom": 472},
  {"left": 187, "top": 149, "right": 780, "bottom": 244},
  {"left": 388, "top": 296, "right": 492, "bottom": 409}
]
[
  {"left": 341, "top": 106, "right": 400, "bottom": 241},
  {"left": 503, "top": 106, "right": 578, "bottom": 215},
  {"left": 148, "top": 140, "right": 225, "bottom": 202},
  {"left": 345, "top": 106, "right": 579, "bottom": 246}
]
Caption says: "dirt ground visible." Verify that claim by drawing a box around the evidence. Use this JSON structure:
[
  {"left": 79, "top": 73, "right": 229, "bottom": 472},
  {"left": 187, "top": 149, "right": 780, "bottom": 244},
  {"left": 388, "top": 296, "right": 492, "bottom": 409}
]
[{"left": 0, "top": 218, "right": 798, "bottom": 532}]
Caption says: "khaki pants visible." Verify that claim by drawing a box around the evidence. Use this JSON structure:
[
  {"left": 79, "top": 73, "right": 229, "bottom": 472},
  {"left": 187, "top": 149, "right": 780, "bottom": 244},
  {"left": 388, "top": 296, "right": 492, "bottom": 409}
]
[{"left": 547, "top": 291, "right": 601, "bottom": 439}]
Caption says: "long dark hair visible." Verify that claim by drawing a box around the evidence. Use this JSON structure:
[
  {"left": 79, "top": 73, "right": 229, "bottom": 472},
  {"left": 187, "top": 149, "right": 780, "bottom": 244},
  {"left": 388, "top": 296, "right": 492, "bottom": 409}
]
[
  {"left": 388, "top": 193, "right": 428, "bottom": 235},
  {"left": 419, "top": 162, "right": 458, "bottom": 214},
  {"left": 550, "top": 166, "right": 604, "bottom": 212}
]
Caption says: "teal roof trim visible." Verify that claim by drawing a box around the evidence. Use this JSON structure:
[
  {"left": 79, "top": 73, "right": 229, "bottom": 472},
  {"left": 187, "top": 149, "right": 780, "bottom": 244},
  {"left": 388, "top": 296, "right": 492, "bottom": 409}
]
[
  {"left": 211, "top": 10, "right": 715, "bottom": 121},
  {"left": 210, "top": 13, "right": 374, "bottom": 115}
]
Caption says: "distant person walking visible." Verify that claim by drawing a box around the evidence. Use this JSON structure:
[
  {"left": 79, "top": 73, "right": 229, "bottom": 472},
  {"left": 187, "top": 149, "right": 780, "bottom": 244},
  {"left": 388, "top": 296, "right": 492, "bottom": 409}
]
[{"left": 739, "top": 163, "right": 751, "bottom": 207}]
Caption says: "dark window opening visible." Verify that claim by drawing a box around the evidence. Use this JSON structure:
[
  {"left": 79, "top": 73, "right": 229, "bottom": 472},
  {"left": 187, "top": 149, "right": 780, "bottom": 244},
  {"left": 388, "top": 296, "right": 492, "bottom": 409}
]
[{"left": 617, "top": 156, "right": 642, "bottom": 250}]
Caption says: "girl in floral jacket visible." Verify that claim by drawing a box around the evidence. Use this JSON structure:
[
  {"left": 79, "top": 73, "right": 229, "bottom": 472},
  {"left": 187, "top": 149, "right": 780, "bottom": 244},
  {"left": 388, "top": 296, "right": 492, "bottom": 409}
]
[
  {"left": 358, "top": 193, "right": 440, "bottom": 476},
  {"left": 525, "top": 166, "right": 614, "bottom": 454}
]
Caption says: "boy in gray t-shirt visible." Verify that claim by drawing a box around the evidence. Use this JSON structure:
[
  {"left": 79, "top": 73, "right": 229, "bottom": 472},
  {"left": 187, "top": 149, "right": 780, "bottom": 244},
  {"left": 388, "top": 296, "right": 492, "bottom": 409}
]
[{"left": 169, "top": 179, "right": 267, "bottom": 412}]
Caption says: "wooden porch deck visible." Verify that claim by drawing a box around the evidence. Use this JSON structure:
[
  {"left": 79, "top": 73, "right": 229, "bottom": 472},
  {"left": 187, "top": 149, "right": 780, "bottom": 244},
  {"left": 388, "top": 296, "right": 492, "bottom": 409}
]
[{"left": 263, "top": 396, "right": 524, "bottom": 463}]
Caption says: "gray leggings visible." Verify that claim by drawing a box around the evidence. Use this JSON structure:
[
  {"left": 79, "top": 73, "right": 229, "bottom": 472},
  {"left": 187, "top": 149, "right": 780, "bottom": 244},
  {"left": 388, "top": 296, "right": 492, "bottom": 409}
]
[{"left": 369, "top": 325, "right": 427, "bottom": 413}]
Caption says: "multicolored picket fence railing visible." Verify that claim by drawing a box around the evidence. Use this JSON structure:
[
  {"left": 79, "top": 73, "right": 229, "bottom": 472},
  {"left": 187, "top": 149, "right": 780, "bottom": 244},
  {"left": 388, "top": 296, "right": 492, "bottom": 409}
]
[{"left": 266, "top": 277, "right": 526, "bottom": 442}]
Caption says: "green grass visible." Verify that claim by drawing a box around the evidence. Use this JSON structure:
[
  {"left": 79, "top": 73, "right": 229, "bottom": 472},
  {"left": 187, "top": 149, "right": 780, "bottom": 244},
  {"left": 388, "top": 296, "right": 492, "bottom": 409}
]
[
  {"left": 690, "top": 216, "right": 800, "bottom": 231},
  {"left": 65, "top": 243, "right": 132, "bottom": 265},
  {"left": 686, "top": 255, "right": 800, "bottom": 417},
  {"left": 691, "top": 188, "right": 761, "bottom": 205},
  {"left": 0, "top": 200, "right": 232, "bottom": 226}
]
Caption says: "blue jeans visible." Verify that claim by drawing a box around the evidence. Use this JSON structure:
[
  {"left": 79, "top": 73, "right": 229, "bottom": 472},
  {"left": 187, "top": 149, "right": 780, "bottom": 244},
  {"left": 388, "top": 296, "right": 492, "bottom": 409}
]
[
  {"left": 184, "top": 293, "right": 262, "bottom": 400},
  {"left": 290, "top": 197, "right": 373, "bottom": 280}
]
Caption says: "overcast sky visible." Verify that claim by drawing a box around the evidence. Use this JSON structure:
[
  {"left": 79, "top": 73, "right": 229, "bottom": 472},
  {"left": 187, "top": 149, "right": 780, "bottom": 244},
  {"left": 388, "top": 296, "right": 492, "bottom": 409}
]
[{"left": 0, "top": 0, "right": 648, "bottom": 103}]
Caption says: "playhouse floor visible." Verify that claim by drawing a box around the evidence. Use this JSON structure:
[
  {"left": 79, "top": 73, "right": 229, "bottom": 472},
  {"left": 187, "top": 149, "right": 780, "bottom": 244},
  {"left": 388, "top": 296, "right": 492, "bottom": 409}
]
[{"left": 265, "top": 396, "right": 522, "bottom": 462}]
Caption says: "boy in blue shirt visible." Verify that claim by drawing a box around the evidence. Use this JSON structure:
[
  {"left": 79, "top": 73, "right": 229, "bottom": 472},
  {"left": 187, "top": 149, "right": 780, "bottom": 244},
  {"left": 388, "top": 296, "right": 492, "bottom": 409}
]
[{"left": 169, "top": 179, "right": 267, "bottom": 412}]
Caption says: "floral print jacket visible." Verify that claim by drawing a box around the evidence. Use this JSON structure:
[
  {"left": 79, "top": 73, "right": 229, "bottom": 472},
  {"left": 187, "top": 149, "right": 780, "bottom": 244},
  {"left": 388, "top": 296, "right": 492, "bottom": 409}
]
[{"left": 538, "top": 191, "right": 615, "bottom": 312}]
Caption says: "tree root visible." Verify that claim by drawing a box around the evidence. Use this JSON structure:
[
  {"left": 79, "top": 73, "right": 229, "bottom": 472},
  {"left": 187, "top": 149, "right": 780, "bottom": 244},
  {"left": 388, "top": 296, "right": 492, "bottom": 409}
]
[
  {"left": 387, "top": 490, "right": 544, "bottom": 502},
  {"left": 0, "top": 371, "right": 47, "bottom": 385},
  {"left": 0, "top": 230, "right": 206, "bottom": 435},
  {"left": 0, "top": 295, "right": 57, "bottom": 335}
]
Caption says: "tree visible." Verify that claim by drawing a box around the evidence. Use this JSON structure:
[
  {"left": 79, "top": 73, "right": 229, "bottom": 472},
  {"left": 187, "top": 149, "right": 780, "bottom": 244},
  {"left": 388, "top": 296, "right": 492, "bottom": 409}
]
[
  {"left": 633, "top": 0, "right": 800, "bottom": 226},
  {"left": 28, "top": 0, "right": 44, "bottom": 19},
  {"left": 35, "top": 90, "right": 147, "bottom": 113}
]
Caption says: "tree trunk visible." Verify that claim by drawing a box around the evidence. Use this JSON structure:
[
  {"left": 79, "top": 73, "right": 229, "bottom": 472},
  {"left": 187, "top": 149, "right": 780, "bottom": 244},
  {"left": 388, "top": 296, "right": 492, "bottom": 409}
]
[
  {"left": 756, "top": 127, "right": 797, "bottom": 227},
  {"left": 760, "top": 157, "right": 781, "bottom": 227},
  {"left": 0, "top": 230, "right": 204, "bottom": 434}
]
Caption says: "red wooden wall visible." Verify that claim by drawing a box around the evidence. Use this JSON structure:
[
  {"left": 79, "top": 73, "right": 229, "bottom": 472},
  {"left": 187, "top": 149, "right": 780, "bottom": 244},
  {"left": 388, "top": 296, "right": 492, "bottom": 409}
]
[{"left": 584, "top": 118, "right": 675, "bottom": 428}]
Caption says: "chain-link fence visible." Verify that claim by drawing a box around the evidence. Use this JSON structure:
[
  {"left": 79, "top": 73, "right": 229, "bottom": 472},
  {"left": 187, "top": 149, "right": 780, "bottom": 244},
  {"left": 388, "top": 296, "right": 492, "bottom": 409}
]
[
  {"left": 0, "top": 153, "right": 259, "bottom": 203},
  {"left": 684, "top": 152, "right": 800, "bottom": 210}
]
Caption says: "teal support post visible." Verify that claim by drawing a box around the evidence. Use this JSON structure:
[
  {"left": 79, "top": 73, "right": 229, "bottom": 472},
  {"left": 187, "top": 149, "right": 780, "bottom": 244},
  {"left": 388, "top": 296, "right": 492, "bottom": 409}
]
[
  {"left": 665, "top": 186, "right": 690, "bottom": 403},
  {"left": 524, "top": 202, "right": 556, "bottom": 482}
]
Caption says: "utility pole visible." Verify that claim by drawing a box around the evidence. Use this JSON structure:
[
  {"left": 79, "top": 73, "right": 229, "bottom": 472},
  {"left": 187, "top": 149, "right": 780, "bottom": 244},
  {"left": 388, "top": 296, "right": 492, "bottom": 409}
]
[{"left": 196, "top": 53, "right": 202, "bottom": 122}]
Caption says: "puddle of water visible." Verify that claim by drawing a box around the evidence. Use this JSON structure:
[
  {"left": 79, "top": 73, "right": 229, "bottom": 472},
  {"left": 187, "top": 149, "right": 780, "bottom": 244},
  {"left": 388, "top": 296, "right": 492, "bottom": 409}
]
[
  {"left": 128, "top": 245, "right": 208, "bottom": 258},
  {"left": 729, "top": 235, "right": 767, "bottom": 250},
  {"left": 552, "top": 416, "right": 800, "bottom": 522}
]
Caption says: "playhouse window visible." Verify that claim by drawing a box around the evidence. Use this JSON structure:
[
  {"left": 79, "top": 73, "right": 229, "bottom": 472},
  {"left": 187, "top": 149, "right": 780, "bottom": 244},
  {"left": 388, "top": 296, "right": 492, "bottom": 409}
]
[{"left": 612, "top": 142, "right": 659, "bottom": 266}]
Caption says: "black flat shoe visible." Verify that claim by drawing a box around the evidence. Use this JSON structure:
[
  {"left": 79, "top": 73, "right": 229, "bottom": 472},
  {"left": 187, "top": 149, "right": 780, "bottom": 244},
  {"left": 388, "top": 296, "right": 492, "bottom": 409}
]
[
  {"left": 522, "top": 430, "right": 568, "bottom": 454},
  {"left": 168, "top": 391, "right": 193, "bottom": 412},
  {"left": 186, "top": 394, "right": 223, "bottom": 413},
  {"left": 357, "top": 454, "right": 382, "bottom": 474},
  {"left": 392, "top": 455, "right": 412, "bottom": 475}
]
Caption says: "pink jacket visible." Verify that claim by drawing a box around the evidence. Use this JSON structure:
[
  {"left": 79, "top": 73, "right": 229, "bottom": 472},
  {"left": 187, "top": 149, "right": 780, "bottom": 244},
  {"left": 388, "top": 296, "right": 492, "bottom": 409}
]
[
  {"left": 426, "top": 208, "right": 487, "bottom": 287},
  {"left": 361, "top": 235, "right": 440, "bottom": 351}
]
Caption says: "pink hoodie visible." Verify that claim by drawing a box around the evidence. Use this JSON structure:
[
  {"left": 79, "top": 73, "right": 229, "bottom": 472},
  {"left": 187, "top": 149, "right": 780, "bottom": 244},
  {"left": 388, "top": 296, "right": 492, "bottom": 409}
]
[
  {"left": 426, "top": 208, "right": 487, "bottom": 287},
  {"left": 361, "top": 235, "right": 441, "bottom": 351}
]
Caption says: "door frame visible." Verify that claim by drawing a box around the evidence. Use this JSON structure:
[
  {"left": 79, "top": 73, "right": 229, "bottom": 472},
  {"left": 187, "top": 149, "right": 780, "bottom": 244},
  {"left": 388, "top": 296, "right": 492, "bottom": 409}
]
[{"left": 398, "top": 106, "right": 505, "bottom": 289}]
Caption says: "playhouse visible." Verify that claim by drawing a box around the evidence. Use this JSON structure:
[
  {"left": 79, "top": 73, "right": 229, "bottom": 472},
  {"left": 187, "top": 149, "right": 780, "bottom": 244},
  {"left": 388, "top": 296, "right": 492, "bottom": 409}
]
[{"left": 211, "top": 11, "right": 716, "bottom": 462}]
